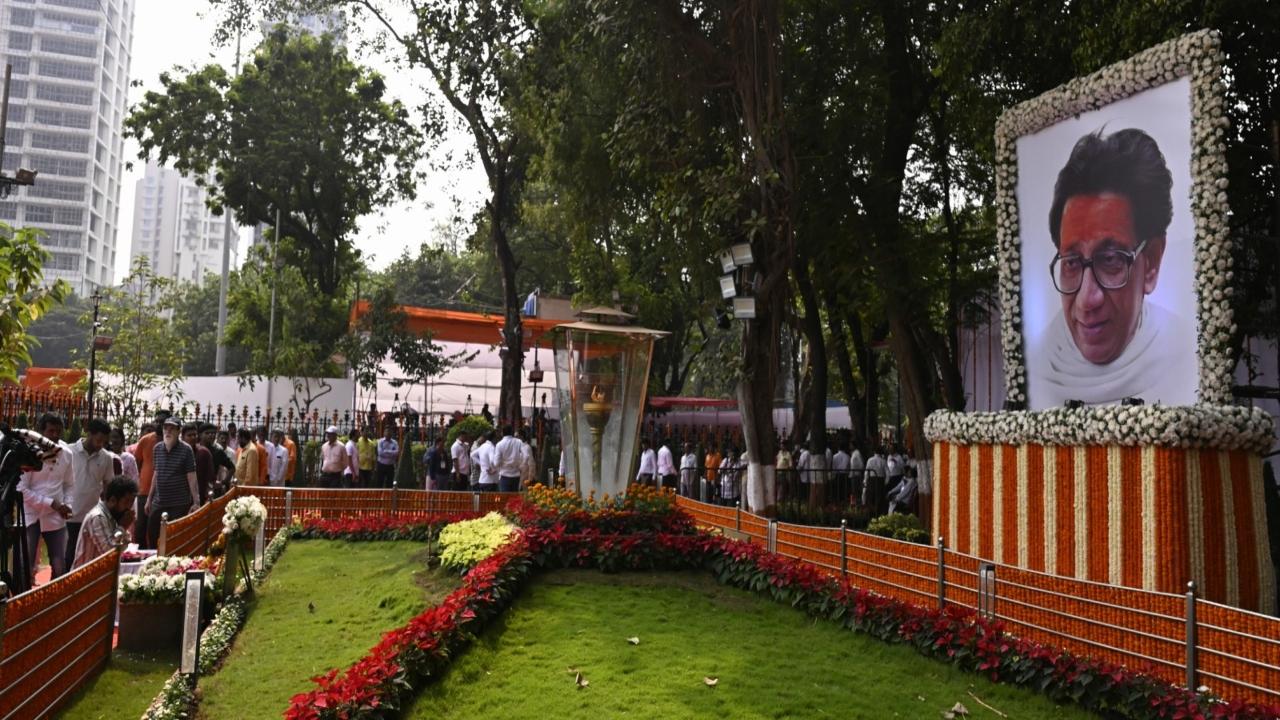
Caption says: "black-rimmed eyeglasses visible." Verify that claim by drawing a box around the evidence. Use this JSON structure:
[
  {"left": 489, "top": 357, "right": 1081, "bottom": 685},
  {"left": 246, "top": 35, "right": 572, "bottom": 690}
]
[{"left": 1050, "top": 239, "right": 1148, "bottom": 294}]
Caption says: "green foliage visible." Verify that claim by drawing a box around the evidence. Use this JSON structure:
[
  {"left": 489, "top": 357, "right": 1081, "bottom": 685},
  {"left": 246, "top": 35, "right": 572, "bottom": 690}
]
[
  {"left": 0, "top": 223, "right": 70, "bottom": 383},
  {"left": 340, "top": 286, "right": 474, "bottom": 395},
  {"left": 23, "top": 293, "right": 86, "bottom": 371},
  {"left": 77, "top": 256, "right": 189, "bottom": 428},
  {"left": 866, "top": 513, "right": 930, "bottom": 544},
  {"left": 445, "top": 415, "right": 493, "bottom": 446},
  {"left": 127, "top": 29, "right": 421, "bottom": 298},
  {"left": 437, "top": 512, "right": 516, "bottom": 571},
  {"left": 169, "top": 273, "right": 249, "bottom": 376}
]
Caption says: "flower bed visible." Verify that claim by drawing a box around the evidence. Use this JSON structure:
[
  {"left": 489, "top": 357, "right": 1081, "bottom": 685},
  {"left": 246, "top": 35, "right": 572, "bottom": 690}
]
[
  {"left": 285, "top": 508, "right": 1280, "bottom": 720},
  {"left": 290, "top": 512, "right": 481, "bottom": 541}
]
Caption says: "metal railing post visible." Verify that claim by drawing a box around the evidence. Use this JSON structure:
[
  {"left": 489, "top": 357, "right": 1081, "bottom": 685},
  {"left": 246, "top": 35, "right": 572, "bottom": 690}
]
[
  {"left": 735, "top": 500, "right": 742, "bottom": 532},
  {"left": 1185, "top": 581, "right": 1198, "bottom": 690},
  {"left": 391, "top": 482, "right": 399, "bottom": 514},
  {"left": 936, "top": 535, "right": 946, "bottom": 609},
  {"left": 105, "top": 532, "right": 125, "bottom": 658},
  {"left": 767, "top": 520, "right": 777, "bottom": 554},
  {"left": 840, "top": 519, "right": 848, "bottom": 578},
  {"left": 0, "top": 581, "right": 7, "bottom": 659},
  {"left": 284, "top": 489, "right": 293, "bottom": 526},
  {"left": 473, "top": 491, "right": 481, "bottom": 513},
  {"left": 157, "top": 512, "right": 170, "bottom": 556}
]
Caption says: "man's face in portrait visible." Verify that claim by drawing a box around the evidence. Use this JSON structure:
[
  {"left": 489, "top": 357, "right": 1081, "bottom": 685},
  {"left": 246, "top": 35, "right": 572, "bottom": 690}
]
[{"left": 1057, "top": 192, "right": 1164, "bottom": 364}]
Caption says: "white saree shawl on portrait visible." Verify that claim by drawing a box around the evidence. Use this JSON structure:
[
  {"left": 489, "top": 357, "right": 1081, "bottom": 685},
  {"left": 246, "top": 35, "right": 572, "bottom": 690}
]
[{"left": 1034, "top": 301, "right": 1194, "bottom": 407}]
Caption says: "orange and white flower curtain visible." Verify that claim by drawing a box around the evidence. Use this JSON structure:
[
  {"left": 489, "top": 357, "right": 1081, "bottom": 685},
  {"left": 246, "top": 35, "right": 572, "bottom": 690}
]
[{"left": 932, "top": 441, "right": 1277, "bottom": 614}]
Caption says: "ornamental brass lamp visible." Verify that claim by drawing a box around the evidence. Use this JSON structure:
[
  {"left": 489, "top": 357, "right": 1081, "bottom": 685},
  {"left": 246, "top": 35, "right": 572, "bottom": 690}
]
[{"left": 554, "top": 308, "right": 667, "bottom": 498}]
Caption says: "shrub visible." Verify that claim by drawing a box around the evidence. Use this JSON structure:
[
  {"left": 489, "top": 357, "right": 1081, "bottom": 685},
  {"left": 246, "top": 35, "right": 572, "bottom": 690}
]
[
  {"left": 438, "top": 512, "right": 517, "bottom": 571},
  {"left": 446, "top": 415, "right": 493, "bottom": 446},
  {"left": 866, "top": 512, "right": 930, "bottom": 544}
]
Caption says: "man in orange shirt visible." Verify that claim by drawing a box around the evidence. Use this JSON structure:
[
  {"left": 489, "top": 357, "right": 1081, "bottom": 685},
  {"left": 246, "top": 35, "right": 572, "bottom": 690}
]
[
  {"left": 703, "top": 442, "right": 722, "bottom": 502},
  {"left": 283, "top": 431, "right": 298, "bottom": 486},
  {"left": 254, "top": 426, "right": 269, "bottom": 487},
  {"left": 132, "top": 411, "right": 169, "bottom": 549}
]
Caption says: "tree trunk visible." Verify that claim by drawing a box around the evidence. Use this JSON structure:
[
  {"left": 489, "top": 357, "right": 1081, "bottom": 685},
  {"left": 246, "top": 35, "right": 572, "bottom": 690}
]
[
  {"left": 737, "top": 278, "right": 783, "bottom": 514},
  {"left": 794, "top": 259, "right": 827, "bottom": 456},
  {"left": 490, "top": 174, "right": 523, "bottom": 430},
  {"left": 824, "top": 292, "right": 865, "bottom": 446},
  {"left": 848, "top": 315, "right": 879, "bottom": 450}
]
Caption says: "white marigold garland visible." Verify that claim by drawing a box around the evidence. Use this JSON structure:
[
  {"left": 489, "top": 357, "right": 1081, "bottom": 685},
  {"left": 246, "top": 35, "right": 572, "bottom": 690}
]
[
  {"left": 924, "top": 404, "right": 1274, "bottom": 454},
  {"left": 994, "top": 29, "right": 1234, "bottom": 405}
]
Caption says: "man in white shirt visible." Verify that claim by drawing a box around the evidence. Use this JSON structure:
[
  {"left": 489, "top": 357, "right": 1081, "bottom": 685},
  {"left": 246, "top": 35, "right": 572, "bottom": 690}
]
[
  {"left": 268, "top": 429, "right": 290, "bottom": 486},
  {"left": 864, "top": 446, "right": 889, "bottom": 514},
  {"left": 518, "top": 430, "right": 536, "bottom": 488},
  {"left": 656, "top": 440, "right": 677, "bottom": 490},
  {"left": 796, "top": 443, "right": 812, "bottom": 488},
  {"left": 491, "top": 425, "right": 524, "bottom": 492},
  {"left": 451, "top": 431, "right": 471, "bottom": 491},
  {"left": 343, "top": 428, "right": 360, "bottom": 488},
  {"left": 635, "top": 440, "right": 657, "bottom": 486},
  {"left": 17, "top": 413, "right": 74, "bottom": 583},
  {"left": 831, "top": 443, "right": 851, "bottom": 505},
  {"left": 471, "top": 432, "right": 497, "bottom": 491},
  {"left": 679, "top": 443, "right": 699, "bottom": 497},
  {"left": 65, "top": 418, "right": 115, "bottom": 572},
  {"left": 849, "top": 444, "right": 866, "bottom": 507}
]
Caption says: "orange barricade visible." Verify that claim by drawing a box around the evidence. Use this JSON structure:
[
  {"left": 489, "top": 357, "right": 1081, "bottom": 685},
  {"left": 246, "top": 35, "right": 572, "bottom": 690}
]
[
  {"left": 675, "top": 496, "right": 1280, "bottom": 708},
  {"left": 0, "top": 549, "right": 120, "bottom": 720}
]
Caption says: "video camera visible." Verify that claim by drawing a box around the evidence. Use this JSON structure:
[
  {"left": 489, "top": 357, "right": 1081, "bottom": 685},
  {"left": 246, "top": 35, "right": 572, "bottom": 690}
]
[{"left": 1, "top": 424, "right": 59, "bottom": 596}]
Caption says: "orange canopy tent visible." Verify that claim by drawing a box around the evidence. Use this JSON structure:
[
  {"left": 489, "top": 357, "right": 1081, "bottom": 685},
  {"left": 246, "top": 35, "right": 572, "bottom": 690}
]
[{"left": 348, "top": 300, "right": 564, "bottom": 346}]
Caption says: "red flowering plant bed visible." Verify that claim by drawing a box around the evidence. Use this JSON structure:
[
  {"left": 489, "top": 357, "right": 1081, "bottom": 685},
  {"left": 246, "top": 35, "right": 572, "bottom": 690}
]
[
  {"left": 507, "top": 484, "right": 695, "bottom": 535},
  {"left": 284, "top": 507, "right": 1279, "bottom": 720},
  {"left": 290, "top": 512, "right": 483, "bottom": 542}
]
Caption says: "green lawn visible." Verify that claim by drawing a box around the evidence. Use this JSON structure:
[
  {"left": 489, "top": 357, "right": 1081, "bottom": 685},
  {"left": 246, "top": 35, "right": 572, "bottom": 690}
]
[
  {"left": 406, "top": 570, "right": 1097, "bottom": 720},
  {"left": 56, "top": 651, "right": 177, "bottom": 720},
  {"left": 197, "top": 540, "right": 457, "bottom": 720}
]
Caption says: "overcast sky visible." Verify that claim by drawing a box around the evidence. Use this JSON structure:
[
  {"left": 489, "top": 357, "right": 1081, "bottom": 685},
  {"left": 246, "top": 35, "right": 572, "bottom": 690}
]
[{"left": 115, "top": 0, "right": 488, "bottom": 280}]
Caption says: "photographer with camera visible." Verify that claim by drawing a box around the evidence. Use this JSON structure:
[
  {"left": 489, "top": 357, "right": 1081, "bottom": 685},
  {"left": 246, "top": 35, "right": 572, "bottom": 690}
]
[{"left": 15, "top": 413, "right": 73, "bottom": 584}]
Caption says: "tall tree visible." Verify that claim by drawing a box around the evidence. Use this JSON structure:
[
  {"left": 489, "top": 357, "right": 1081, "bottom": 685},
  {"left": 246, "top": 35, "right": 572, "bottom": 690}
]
[
  {"left": 126, "top": 28, "right": 422, "bottom": 297},
  {"left": 212, "top": 0, "right": 540, "bottom": 428},
  {"left": 0, "top": 224, "right": 69, "bottom": 382},
  {"left": 77, "top": 257, "right": 189, "bottom": 430}
]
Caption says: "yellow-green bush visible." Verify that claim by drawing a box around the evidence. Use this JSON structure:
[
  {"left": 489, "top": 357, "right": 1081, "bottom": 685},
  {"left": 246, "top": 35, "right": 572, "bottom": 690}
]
[{"left": 438, "top": 512, "right": 516, "bottom": 570}]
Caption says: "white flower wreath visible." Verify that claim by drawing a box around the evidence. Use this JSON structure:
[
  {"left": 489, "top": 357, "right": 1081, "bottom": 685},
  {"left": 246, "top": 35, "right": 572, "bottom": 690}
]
[{"left": 993, "top": 30, "right": 1235, "bottom": 407}]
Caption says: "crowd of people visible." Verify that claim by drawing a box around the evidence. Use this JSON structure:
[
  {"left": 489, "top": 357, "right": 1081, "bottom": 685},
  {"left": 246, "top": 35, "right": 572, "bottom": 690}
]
[{"left": 634, "top": 435, "right": 920, "bottom": 517}]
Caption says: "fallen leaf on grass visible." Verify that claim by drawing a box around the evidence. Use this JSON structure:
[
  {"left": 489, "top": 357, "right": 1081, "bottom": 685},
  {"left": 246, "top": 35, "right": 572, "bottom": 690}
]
[
  {"left": 941, "top": 701, "right": 970, "bottom": 719},
  {"left": 703, "top": 676, "right": 719, "bottom": 687},
  {"left": 627, "top": 636, "right": 640, "bottom": 645},
  {"left": 575, "top": 671, "right": 589, "bottom": 689}
]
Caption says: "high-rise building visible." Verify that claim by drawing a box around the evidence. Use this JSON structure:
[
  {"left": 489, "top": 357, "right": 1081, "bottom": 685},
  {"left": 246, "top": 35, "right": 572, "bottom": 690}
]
[
  {"left": 129, "top": 159, "right": 237, "bottom": 286},
  {"left": 0, "top": 0, "right": 136, "bottom": 295}
]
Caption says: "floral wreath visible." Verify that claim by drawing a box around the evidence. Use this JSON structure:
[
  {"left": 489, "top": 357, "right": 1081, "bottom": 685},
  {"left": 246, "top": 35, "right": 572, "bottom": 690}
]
[
  {"left": 925, "top": 30, "right": 1276, "bottom": 451},
  {"left": 994, "top": 29, "right": 1233, "bottom": 408}
]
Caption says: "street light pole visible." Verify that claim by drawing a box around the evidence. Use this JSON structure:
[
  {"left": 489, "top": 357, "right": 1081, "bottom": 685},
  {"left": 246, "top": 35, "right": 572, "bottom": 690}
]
[
  {"left": 214, "top": 8, "right": 245, "bottom": 376},
  {"left": 87, "top": 292, "right": 106, "bottom": 417}
]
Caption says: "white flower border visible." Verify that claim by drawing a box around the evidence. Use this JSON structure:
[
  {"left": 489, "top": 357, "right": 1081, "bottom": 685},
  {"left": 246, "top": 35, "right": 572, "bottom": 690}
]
[
  {"left": 994, "top": 29, "right": 1234, "bottom": 406},
  {"left": 924, "top": 404, "right": 1274, "bottom": 455}
]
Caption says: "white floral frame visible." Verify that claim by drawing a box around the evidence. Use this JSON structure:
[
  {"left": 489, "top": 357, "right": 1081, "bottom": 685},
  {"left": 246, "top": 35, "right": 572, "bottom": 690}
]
[
  {"left": 926, "top": 30, "right": 1274, "bottom": 451},
  {"left": 994, "top": 29, "right": 1234, "bottom": 408}
]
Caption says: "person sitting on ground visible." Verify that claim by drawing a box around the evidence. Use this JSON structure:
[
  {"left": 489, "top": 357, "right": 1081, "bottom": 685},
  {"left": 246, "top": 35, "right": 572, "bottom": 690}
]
[
  {"left": 72, "top": 475, "right": 138, "bottom": 568},
  {"left": 887, "top": 465, "right": 919, "bottom": 515}
]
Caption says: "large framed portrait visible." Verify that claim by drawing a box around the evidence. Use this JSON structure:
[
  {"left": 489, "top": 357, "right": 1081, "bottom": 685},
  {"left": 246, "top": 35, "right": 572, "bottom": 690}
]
[{"left": 994, "top": 31, "right": 1234, "bottom": 410}]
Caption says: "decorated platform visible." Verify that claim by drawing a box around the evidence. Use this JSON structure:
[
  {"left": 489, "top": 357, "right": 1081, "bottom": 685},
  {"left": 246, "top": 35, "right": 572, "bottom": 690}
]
[{"left": 925, "top": 31, "right": 1277, "bottom": 614}]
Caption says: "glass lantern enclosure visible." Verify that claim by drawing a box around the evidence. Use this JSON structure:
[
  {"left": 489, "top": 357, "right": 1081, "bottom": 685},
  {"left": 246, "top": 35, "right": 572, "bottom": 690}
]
[{"left": 554, "top": 317, "right": 666, "bottom": 498}]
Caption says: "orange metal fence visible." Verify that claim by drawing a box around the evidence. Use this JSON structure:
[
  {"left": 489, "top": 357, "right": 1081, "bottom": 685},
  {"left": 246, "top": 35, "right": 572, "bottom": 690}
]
[
  {"left": 0, "top": 548, "right": 121, "bottom": 720},
  {"left": 676, "top": 496, "right": 1280, "bottom": 708}
]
